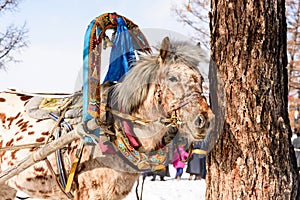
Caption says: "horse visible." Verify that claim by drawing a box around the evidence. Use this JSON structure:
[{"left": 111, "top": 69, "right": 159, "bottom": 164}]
[{"left": 0, "top": 37, "right": 214, "bottom": 200}]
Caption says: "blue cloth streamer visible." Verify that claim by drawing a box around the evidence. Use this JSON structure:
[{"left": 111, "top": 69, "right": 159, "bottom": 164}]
[{"left": 103, "top": 17, "right": 136, "bottom": 82}]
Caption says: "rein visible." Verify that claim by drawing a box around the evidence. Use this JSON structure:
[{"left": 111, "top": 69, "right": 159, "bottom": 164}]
[{"left": 176, "top": 142, "right": 194, "bottom": 163}]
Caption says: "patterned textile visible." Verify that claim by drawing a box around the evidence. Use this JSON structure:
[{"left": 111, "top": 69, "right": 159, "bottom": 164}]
[
  {"left": 39, "top": 97, "right": 81, "bottom": 112},
  {"left": 115, "top": 133, "right": 168, "bottom": 172},
  {"left": 25, "top": 95, "right": 82, "bottom": 121},
  {"left": 83, "top": 12, "right": 151, "bottom": 121}
]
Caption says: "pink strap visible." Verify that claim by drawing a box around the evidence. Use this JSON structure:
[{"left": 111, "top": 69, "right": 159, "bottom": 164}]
[
  {"left": 122, "top": 120, "right": 141, "bottom": 148},
  {"left": 98, "top": 141, "right": 116, "bottom": 154}
]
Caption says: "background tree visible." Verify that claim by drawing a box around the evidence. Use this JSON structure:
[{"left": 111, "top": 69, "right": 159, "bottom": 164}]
[
  {"left": 286, "top": 0, "right": 300, "bottom": 130},
  {"left": 175, "top": 0, "right": 300, "bottom": 132},
  {"left": 173, "top": 0, "right": 210, "bottom": 49},
  {"left": 206, "top": 0, "right": 298, "bottom": 199},
  {"left": 0, "top": 0, "right": 28, "bottom": 70},
  {"left": 287, "top": 0, "right": 300, "bottom": 82}
]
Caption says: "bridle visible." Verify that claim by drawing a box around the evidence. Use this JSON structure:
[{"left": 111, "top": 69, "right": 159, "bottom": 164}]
[{"left": 103, "top": 88, "right": 204, "bottom": 129}]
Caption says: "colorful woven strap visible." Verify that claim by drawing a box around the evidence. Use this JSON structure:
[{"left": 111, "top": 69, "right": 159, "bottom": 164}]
[{"left": 115, "top": 134, "right": 168, "bottom": 172}]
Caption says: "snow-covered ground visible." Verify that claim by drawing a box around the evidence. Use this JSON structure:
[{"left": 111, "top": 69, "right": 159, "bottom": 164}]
[
  {"left": 16, "top": 165, "right": 206, "bottom": 200},
  {"left": 124, "top": 166, "right": 206, "bottom": 200}
]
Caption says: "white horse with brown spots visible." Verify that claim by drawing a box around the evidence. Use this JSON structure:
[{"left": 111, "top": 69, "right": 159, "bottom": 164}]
[{"left": 0, "top": 37, "right": 214, "bottom": 200}]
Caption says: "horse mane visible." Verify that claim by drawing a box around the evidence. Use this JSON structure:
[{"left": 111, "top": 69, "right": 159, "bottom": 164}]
[{"left": 112, "top": 40, "right": 208, "bottom": 114}]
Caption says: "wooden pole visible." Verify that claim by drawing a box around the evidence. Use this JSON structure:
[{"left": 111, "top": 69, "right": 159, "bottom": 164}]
[{"left": 0, "top": 130, "right": 82, "bottom": 183}]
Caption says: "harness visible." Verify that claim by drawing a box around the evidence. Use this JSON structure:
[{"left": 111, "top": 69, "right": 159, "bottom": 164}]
[{"left": 100, "top": 90, "right": 202, "bottom": 170}]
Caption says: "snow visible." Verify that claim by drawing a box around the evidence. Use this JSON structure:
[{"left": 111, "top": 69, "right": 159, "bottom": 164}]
[
  {"left": 124, "top": 166, "right": 206, "bottom": 200},
  {"left": 16, "top": 165, "right": 206, "bottom": 200}
]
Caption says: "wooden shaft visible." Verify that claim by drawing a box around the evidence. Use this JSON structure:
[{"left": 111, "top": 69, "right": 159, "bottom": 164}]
[{"left": 0, "top": 130, "right": 82, "bottom": 184}]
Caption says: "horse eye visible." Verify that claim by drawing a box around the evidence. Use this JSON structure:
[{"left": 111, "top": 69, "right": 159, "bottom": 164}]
[{"left": 169, "top": 76, "right": 178, "bottom": 82}]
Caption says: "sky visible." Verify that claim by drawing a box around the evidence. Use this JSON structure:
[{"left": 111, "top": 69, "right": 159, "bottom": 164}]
[{"left": 0, "top": 0, "right": 199, "bottom": 93}]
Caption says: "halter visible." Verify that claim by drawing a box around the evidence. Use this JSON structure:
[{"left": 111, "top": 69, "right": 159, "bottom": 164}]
[{"left": 162, "top": 92, "right": 203, "bottom": 127}]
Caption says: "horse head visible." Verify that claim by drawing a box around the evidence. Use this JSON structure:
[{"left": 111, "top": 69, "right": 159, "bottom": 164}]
[{"left": 113, "top": 37, "right": 214, "bottom": 152}]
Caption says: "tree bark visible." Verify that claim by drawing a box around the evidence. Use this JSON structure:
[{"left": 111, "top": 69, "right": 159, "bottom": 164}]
[{"left": 206, "top": 0, "right": 299, "bottom": 199}]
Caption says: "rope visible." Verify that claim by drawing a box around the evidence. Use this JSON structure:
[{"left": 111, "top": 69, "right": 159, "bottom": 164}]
[
  {"left": 15, "top": 196, "right": 30, "bottom": 200},
  {"left": 44, "top": 158, "right": 73, "bottom": 199},
  {"left": 45, "top": 97, "right": 74, "bottom": 144},
  {"left": 176, "top": 143, "right": 193, "bottom": 163},
  {"left": 182, "top": 144, "right": 194, "bottom": 163},
  {"left": 100, "top": 104, "right": 154, "bottom": 125},
  {"left": 135, "top": 177, "right": 140, "bottom": 200},
  {"left": 100, "top": 104, "right": 180, "bottom": 128},
  {"left": 135, "top": 175, "right": 145, "bottom": 200},
  {"left": 140, "top": 175, "right": 145, "bottom": 200},
  {"left": 65, "top": 140, "right": 84, "bottom": 193}
]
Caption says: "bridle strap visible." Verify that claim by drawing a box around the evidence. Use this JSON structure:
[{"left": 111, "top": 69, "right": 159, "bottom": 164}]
[
  {"left": 100, "top": 92, "right": 202, "bottom": 128},
  {"left": 162, "top": 93, "right": 202, "bottom": 127},
  {"left": 100, "top": 104, "right": 154, "bottom": 125},
  {"left": 170, "top": 93, "right": 201, "bottom": 112}
]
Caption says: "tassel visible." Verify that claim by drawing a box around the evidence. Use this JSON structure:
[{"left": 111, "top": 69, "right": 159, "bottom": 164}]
[
  {"left": 102, "top": 36, "right": 107, "bottom": 49},
  {"left": 103, "top": 35, "right": 113, "bottom": 49},
  {"left": 111, "top": 30, "right": 116, "bottom": 42}
]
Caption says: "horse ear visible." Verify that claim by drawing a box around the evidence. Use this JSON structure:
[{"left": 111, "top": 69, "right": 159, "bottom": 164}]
[{"left": 159, "top": 37, "right": 171, "bottom": 63}]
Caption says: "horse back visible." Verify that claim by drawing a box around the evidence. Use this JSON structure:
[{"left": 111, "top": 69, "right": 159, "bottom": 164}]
[{"left": 0, "top": 91, "right": 70, "bottom": 199}]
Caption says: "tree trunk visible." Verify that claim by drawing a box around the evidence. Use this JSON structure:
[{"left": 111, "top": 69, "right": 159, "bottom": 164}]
[{"left": 206, "top": 0, "right": 299, "bottom": 199}]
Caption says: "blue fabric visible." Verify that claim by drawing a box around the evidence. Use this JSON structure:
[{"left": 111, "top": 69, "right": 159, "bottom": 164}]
[
  {"left": 82, "top": 20, "right": 101, "bottom": 143},
  {"left": 83, "top": 20, "right": 96, "bottom": 122},
  {"left": 103, "top": 17, "right": 136, "bottom": 82}
]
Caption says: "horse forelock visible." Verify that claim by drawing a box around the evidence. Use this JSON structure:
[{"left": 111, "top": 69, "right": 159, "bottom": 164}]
[
  {"left": 112, "top": 40, "right": 207, "bottom": 114},
  {"left": 163, "top": 40, "right": 208, "bottom": 70}
]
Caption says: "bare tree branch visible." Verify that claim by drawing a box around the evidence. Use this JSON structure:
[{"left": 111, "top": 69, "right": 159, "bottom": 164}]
[
  {"left": 0, "top": 0, "right": 20, "bottom": 14},
  {"left": 172, "top": 0, "right": 210, "bottom": 49},
  {"left": 0, "top": 0, "right": 28, "bottom": 70}
]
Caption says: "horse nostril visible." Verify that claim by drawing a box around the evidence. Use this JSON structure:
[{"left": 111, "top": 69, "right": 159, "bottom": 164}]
[{"left": 195, "top": 114, "right": 206, "bottom": 128}]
